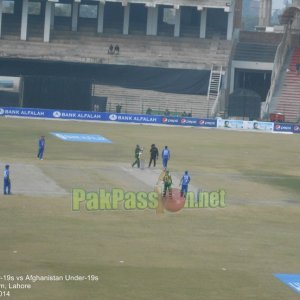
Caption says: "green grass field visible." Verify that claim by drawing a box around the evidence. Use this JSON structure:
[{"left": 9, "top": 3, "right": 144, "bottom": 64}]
[{"left": 0, "top": 117, "right": 300, "bottom": 300}]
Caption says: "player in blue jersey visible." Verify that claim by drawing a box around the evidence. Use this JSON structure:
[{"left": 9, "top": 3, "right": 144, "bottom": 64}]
[
  {"left": 161, "top": 146, "right": 170, "bottom": 169},
  {"left": 3, "top": 165, "right": 11, "bottom": 195},
  {"left": 180, "top": 170, "right": 191, "bottom": 198},
  {"left": 37, "top": 136, "right": 46, "bottom": 160}
]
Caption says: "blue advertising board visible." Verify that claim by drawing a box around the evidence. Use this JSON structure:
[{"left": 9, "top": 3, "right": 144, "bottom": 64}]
[
  {"left": 0, "top": 107, "right": 217, "bottom": 128},
  {"left": 5, "top": 107, "right": 300, "bottom": 133},
  {"left": 106, "top": 113, "right": 161, "bottom": 124},
  {"left": 161, "top": 116, "right": 181, "bottom": 125},
  {"left": 179, "top": 117, "right": 199, "bottom": 126},
  {"left": 273, "top": 123, "right": 294, "bottom": 133},
  {"left": 0, "top": 107, "right": 105, "bottom": 121},
  {"left": 161, "top": 116, "right": 217, "bottom": 127},
  {"left": 52, "top": 110, "right": 105, "bottom": 121},
  {"left": 198, "top": 118, "right": 217, "bottom": 127},
  {"left": 293, "top": 124, "right": 300, "bottom": 133}
]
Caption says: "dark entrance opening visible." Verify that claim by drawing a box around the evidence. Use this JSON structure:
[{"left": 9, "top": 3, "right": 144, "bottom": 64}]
[
  {"left": 228, "top": 88, "right": 261, "bottom": 120},
  {"left": 234, "top": 69, "right": 271, "bottom": 101},
  {"left": 22, "top": 76, "right": 92, "bottom": 111}
]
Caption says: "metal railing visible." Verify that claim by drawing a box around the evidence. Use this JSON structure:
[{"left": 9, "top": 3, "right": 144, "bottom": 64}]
[
  {"left": 260, "top": 23, "right": 292, "bottom": 120},
  {"left": 210, "top": 66, "right": 224, "bottom": 118}
]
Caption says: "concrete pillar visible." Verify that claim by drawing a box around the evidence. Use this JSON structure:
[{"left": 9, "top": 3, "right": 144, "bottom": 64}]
[
  {"left": 0, "top": 0, "right": 3, "bottom": 38},
  {"left": 44, "top": 1, "right": 52, "bottom": 43},
  {"left": 258, "top": 0, "right": 265, "bottom": 26},
  {"left": 152, "top": 6, "right": 158, "bottom": 35},
  {"left": 146, "top": 7, "right": 152, "bottom": 35},
  {"left": 200, "top": 8, "right": 207, "bottom": 38},
  {"left": 123, "top": 4, "right": 130, "bottom": 35},
  {"left": 174, "top": 8, "right": 181, "bottom": 37},
  {"left": 21, "top": 0, "right": 29, "bottom": 41},
  {"left": 97, "top": 2, "right": 105, "bottom": 33},
  {"left": 227, "top": 10, "right": 234, "bottom": 40},
  {"left": 234, "top": 0, "right": 242, "bottom": 29},
  {"left": 72, "top": 2, "right": 79, "bottom": 31},
  {"left": 258, "top": 0, "right": 272, "bottom": 27},
  {"left": 265, "top": 0, "right": 272, "bottom": 26},
  {"left": 146, "top": 6, "right": 158, "bottom": 36}
]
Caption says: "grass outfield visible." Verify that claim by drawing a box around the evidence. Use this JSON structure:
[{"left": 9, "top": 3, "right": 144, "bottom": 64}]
[{"left": 0, "top": 117, "right": 300, "bottom": 300}]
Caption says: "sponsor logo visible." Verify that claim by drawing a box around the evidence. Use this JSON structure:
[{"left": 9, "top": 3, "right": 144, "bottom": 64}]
[
  {"left": 161, "top": 117, "right": 179, "bottom": 124},
  {"left": 132, "top": 116, "right": 156, "bottom": 122},
  {"left": 21, "top": 110, "right": 44, "bottom": 116},
  {"left": 274, "top": 124, "right": 293, "bottom": 131},
  {"left": 61, "top": 112, "right": 76, "bottom": 118},
  {"left": 53, "top": 111, "right": 61, "bottom": 118},
  {"left": 294, "top": 125, "right": 300, "bottom": 131},
  {"left": 109, "top": 114, "right": 118, "bottom": 121},
  {"left": 199, "top": 119, "right": 216, "bottom": 126},
  {"left": 77, "top": 113, "right": 101, "bottom": 119},
  {"left": 180, "top": 118, "right": 198, "bottom": 125},
  {"left": 0, "top": 108, "right": 4, "bottom": 115},
  {"left": 205, "top": 121, "right": 216, "bottom": 126}
]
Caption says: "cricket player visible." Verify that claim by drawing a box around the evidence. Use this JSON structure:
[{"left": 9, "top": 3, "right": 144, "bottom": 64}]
[
  {"left": 3, "top": 165, "right": 11, "bottom": 195},
  {"left": 37, "top": 136, "right": 46, "bottom": 160},
  {"left": 162, "top": 146, "right": 170, "bottom": 169},
  {"left": 180, "top": 170, "right": 191, "bottom": 198},
  {"left": 162, "top": 169, "right": 172, "bottom": 197},
  {"left": 148, "top": 144, "right": 159, "bottom": 167},
  {"left": 132, "top": 145, "right": 141, "bottom": 168},
  {"left": 140, "top": 147, "right": 145, "bottom": 170}
]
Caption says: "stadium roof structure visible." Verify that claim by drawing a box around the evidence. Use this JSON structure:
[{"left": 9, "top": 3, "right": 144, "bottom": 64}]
[{"left": 53, "top": 0, "right": 232, "bottom": 10}]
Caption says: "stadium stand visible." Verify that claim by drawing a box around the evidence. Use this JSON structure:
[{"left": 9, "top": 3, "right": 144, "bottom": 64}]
[
  {"left": 233, "top": 42, "right": 277, "bottom": 63},
  {"left": 0, "top": 0, "right": 236, "bottom": 117},
  {"left": 272, "top": 48, "right": 300, "bottom": 123},
  {"left": 93, "top": 84, "right": 209, "bottom": 117},
  {"left": 2, "top": 0, "right": 300, "bottom": 121}
]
